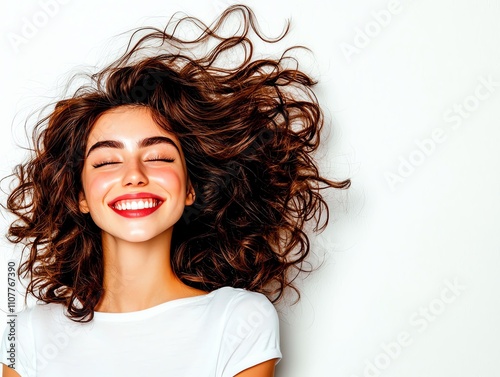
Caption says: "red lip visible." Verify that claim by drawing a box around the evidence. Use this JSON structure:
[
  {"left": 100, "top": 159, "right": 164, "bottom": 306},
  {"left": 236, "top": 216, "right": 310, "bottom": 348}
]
[{"left": 108, "top": 192, "right": 164, "bottom": 218}]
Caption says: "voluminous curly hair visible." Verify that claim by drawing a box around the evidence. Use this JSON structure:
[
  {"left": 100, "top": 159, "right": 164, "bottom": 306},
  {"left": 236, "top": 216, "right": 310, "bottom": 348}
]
[{"left": 5, "top": 4, "right": 350, "bottom": 322}]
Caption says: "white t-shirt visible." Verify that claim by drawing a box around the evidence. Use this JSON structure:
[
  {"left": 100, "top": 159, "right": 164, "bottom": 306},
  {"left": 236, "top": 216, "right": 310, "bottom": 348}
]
[{"left": 0, "top": 286, "right": 281, "bottom": 377}]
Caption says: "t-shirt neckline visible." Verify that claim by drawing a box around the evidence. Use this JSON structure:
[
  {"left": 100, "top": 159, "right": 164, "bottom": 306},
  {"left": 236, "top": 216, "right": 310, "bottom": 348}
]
[{"left": 92, "top": 287, "right": 226, "bottom": 322}]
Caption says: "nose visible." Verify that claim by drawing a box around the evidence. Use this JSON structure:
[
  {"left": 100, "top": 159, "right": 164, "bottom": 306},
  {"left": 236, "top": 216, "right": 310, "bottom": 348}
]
[{"left": 122, "top": 159, "right": 148, "bottom": 187}]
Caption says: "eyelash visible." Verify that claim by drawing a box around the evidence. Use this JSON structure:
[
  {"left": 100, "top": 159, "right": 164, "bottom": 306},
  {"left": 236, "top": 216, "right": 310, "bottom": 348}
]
[
  {"left": 148, "top": 157, "right": 175, "bottom": 163},
  {"left": 92, "top": 161, "right": 119, "bottom": 168},
  {"left": 91, "top": 157, "right": 175, "bottom": 168}
]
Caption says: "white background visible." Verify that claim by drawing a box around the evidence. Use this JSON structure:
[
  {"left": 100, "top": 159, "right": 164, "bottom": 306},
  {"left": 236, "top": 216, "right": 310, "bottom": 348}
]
[{"left": 1, "top": 0, "right": 499, "bottom": 376}]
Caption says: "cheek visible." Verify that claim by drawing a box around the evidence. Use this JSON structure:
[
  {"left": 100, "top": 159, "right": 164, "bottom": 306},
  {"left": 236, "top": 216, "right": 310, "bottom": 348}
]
[
  {"left": 152, "top": 168, "right": 184, "bottom": 191},
  {"left": 84, "top": 172, "right": 121, "bottom": 205}
]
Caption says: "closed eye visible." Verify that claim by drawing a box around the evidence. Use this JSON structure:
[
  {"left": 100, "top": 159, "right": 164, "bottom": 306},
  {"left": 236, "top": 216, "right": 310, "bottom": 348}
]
[
  {"left": 146, "top": 157, "right": 175, "bottom": 163},
  {"left": 92, "top": 161, "right": 121, "bottom": 168},
  {"left": 91, "top": 157, "right": 175, "bottom": 168}
]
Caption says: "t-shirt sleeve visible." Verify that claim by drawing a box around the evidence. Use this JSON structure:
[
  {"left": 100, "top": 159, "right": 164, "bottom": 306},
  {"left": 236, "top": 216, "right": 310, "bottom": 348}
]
[
  {"left": 219, "top": 291, "right": 282, "bottom": 377},
  {"left": 0, "top": 309, "right": 36, "bottom": 377}
]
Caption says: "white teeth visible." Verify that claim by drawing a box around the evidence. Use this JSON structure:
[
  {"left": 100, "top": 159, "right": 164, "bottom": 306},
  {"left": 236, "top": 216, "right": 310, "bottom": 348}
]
[{"left": 113, "top": 199, "right": 159, "bottom": 211}]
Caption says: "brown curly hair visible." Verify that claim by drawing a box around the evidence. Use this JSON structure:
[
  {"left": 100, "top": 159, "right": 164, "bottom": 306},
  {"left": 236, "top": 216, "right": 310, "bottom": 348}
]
[{"left": 4, "top": 4, "right": 351, "bottom": 322}]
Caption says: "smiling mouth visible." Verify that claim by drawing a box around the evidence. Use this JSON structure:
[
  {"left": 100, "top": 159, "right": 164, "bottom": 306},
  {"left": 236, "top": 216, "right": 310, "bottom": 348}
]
[
  {"left": 109, "top": 196, "right": 164, "bottom": 218},
  {"left": 112, "top": 198, "right": 161, "bottom": 211}
]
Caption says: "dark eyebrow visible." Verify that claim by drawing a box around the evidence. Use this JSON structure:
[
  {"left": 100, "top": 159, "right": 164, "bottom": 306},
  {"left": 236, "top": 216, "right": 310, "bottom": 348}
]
[
  {"left": 86, "top": 136, "right": 180, "bottom": 157},
  {"left": 139, "top": 136, "right": 180, "bottom": 153},
  {"left": 86, "top": 140, "right": 124, "bottom": 157}
]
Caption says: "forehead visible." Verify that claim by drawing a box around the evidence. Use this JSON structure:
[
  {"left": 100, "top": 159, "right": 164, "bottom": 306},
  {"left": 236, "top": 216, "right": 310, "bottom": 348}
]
[{"left": 86, "top": 106, "right": 179, "bottom": 148}]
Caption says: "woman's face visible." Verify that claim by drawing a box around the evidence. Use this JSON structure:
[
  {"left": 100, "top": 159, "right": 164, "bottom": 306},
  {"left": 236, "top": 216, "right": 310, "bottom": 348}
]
[{"left": 79, "top": 106, "right": 195, "bottom": 243}]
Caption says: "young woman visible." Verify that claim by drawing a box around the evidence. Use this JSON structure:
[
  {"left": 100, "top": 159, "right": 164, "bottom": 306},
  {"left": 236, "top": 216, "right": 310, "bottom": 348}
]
[{"left": 1, "top": 5, "right": 350, "bottom": 376}]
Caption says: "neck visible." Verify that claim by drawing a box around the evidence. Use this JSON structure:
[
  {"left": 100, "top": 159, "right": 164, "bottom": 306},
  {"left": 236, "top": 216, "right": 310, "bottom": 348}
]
[{"left": 95, "top": 229, "right": 205, "bottom": 313}]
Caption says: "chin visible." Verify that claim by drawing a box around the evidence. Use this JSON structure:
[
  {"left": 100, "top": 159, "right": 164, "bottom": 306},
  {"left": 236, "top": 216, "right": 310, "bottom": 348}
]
[
  {"left": 101, "top": 227, "right": 173, "bottom": 244},
  {"left": 126, "top": 230, "right": 169, "bottom": 243}
]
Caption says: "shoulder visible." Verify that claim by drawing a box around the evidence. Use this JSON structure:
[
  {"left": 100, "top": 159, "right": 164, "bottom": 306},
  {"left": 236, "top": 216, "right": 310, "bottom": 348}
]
[
  {"left": 212, "top": 286, "right": 273, "bottom": 305},
  {"left": 0, "top": 304, "right": 61, "bottom": 377},
  {"left": 4, "top": 302, "right": 69, "bottom": 350},
  {"left": 212, "top": 287, "right": 278, "bottom": 320},
  {"left": 213, "top": 288, "right": 282, "bottom": 377},
  {"left": 14, "top": 302, "right": 65, "bottom": 327},
  {"left": 11, "top": 301, "right": 85, "bottom": 344},
  {"left": 212, "top": 287, "right": 280, "bottom": 342}
]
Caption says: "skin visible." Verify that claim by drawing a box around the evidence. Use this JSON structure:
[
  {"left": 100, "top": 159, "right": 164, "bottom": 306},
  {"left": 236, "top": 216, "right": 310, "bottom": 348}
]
[
  {"left": 235, "top": 359, "right": 278, "bottom": 376},
  {"left": 78, "top": 106, "right": 276, "bottom": 375},
  {"left": 2, "top": 365, "right": 21, "bottom": 377},
  {"left": 79, "top": 105, "right": 205, "bottom": 312},
  {"left": 0, "top": 106, "right": 277, "bottom": 376}
]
